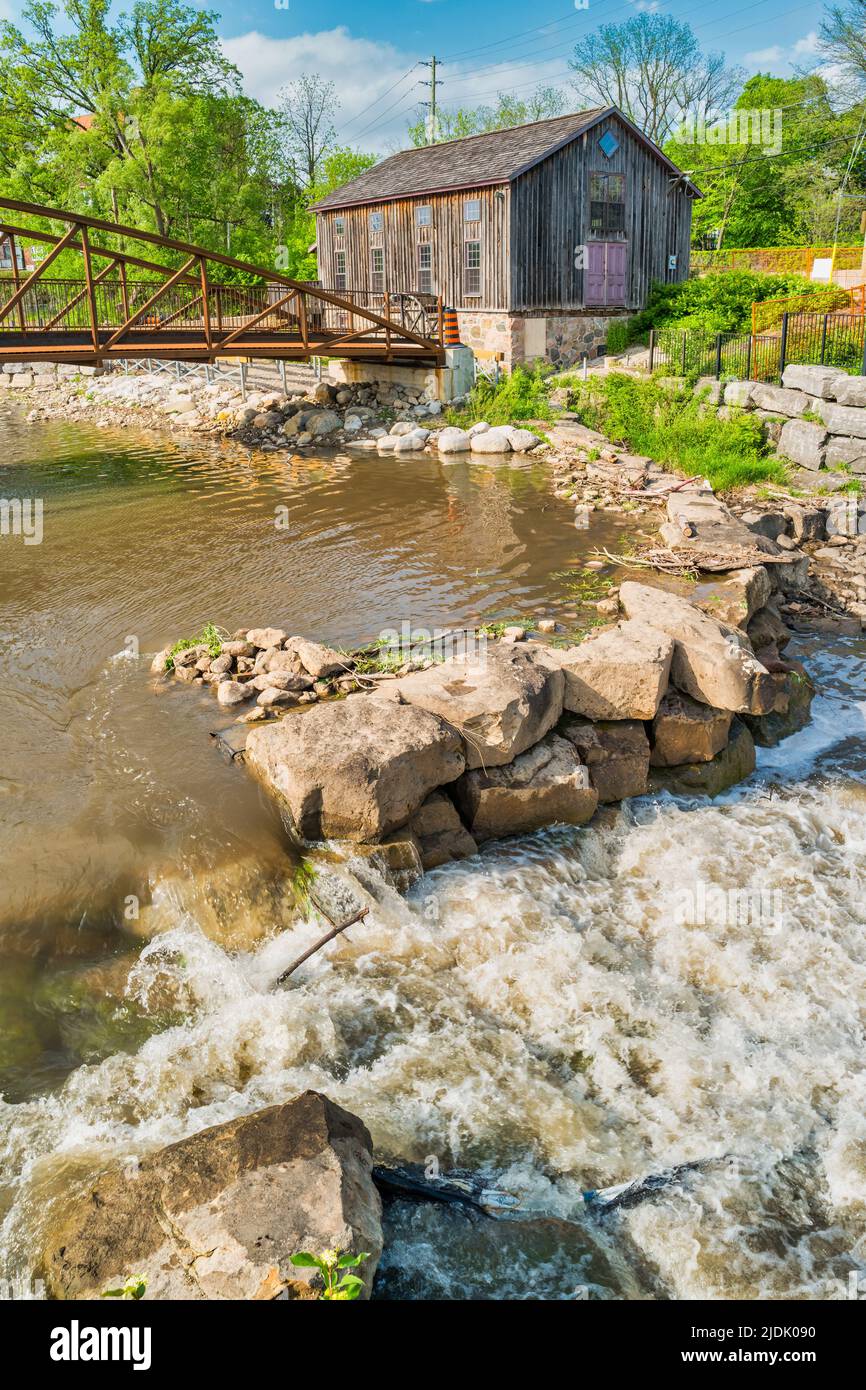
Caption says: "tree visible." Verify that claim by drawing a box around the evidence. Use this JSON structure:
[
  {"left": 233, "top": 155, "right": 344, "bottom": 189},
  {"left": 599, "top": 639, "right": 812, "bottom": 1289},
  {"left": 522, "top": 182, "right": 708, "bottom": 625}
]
[
  {"left": 821, "top": 0, "right": 866, "bottom": 87},
  {"left": 569, "top": 14, "right": 740, "bottom": 145},
  {"left": 278, "top": 73, "right": 338, "bottom": 190},
  {"left": 406, "top": 84, "right": 566, "bottom": 147},
  {"left": 665, "top": 73, "right": 866, "bottom": 247}
]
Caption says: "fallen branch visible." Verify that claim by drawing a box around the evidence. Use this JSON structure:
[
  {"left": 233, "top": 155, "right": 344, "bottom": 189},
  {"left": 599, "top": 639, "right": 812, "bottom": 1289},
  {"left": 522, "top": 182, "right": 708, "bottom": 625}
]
[{"left": 275, "top": 907, "right": 369, "bottom": 986}]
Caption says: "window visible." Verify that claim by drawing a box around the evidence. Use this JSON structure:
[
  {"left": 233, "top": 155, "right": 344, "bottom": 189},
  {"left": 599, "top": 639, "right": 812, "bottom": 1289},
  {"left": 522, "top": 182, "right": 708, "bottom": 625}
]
[
  {"left": 371, "top": 246, "right": 384, "bottom": 293},
  {"left": 418, "top": 243, "right": 433, "bottom": 295},
  {"left": 369, "top": 210, "right": 383, "bottom": 232},
  {"left": 598, "top": 130, "right": 620, "bottom": 159},
  {"left": 0, "top": 241, "right": 24, "bottom": 270},
  {"left": 335, "top": 249, "right": 347, "bottom": 292},
  {"left": 416, "top": 205, "right": 432, "bottom": 226},
  {"left": 463, "top": 199, "right": 481, "bottom": 222},
  {"left": 464, "top": 239, "right": 481, "bottom": 296},
  {"left": 589, "top": 173, "right": 625, "bottom": 237},
  {"left": 334, "top": 215, "right": 345, "bottom": 235}
]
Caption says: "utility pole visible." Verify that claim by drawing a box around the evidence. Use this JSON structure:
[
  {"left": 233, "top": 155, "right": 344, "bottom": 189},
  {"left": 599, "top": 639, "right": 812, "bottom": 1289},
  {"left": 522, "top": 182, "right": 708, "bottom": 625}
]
[{"left": 420, "top": 56, "right": 441, "bottom": 144}]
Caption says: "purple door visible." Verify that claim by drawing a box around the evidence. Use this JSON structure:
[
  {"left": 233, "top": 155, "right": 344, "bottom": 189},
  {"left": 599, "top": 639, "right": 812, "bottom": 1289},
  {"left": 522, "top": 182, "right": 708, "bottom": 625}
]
[
  {"left": 585, "top": 242, "right": 627, "bottom": 306},
  {"left": 605, "top": 242, "right": 627, "bottom": 306}
]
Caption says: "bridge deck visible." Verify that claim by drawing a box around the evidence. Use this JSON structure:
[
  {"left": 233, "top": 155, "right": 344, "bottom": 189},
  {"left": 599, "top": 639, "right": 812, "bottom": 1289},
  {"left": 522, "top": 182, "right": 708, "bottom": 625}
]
[{"left": 0, "top": 199, "right": 445, "bottom": 367}]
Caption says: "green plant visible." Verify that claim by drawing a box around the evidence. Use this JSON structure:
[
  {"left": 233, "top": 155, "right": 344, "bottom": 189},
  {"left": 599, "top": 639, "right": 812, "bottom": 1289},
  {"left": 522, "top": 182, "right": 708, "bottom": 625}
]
[
  {"left": 292, "top": 858, "right": 318, "bottom": 919},
  {"left": 290, "top": 1248, "right": 370, "bottom": 1300},
  {"left": 165, "top": 623, "right": 226, "bottom": 671},
  {"left": 445, "top": 363, "right": 556, "bottom": 427},
  {"left": 567, "top": 373, "right": 789, "bottom": 492},
  {"left": 101, "top": 1276, "right": 147, "bottom": 1300}
]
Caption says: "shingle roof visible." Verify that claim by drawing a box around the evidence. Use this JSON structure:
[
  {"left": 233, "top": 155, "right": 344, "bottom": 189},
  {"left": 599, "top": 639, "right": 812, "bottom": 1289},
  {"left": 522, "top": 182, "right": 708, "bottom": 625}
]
[{"left": 312, "top": 108, "right": 616, "bottom": 211}]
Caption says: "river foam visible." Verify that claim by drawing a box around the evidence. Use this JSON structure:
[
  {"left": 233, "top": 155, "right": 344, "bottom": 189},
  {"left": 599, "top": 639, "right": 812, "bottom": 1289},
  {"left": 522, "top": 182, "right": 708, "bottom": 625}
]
[{"left": 1, "top": 641, "right": 865, "bottom": 1299}]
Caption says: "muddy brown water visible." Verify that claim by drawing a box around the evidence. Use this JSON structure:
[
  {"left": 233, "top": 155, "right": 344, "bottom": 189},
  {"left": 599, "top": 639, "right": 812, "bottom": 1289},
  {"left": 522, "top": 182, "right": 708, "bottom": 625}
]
[{"left": 1, "top": 408, "right": 865, "bottom": 1302}]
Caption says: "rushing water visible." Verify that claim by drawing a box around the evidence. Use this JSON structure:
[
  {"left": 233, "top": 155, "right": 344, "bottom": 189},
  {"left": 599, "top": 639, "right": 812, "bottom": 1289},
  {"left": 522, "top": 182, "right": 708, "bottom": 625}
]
[{"left": 1, "top": 410, "right": 864, "bottom": 1301}]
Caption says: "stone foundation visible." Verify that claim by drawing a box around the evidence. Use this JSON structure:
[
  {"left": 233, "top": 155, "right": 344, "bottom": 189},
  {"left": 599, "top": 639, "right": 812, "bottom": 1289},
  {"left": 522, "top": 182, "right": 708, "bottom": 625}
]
[{"left": 455, "top": 310, "right": 630, "bottom": 371}]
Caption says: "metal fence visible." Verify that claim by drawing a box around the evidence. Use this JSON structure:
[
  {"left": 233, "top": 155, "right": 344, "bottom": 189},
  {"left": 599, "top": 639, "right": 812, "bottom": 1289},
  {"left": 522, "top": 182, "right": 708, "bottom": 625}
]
[{"left": 648, "top": 311, "right": 866, "bottom": 382}]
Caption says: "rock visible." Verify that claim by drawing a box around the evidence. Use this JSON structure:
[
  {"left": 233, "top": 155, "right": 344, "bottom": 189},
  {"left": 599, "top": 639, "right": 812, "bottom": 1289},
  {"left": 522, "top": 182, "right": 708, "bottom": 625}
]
[
  {"left": 694, "top": 376, "right": 724, "bottom": 405},
  {"left": 723, "top": 381, "right": 755, "bottom": 408},
  {"left": 741, "top": 667, "right": 814, "bottom": 746},
  {"left": 506, "top": 427, "right": 542, "bottom": 452},
  {"left": 174, "top": 663, "right": 199, "bottom": 683},
  {"left": 257, "top": 686, "right": 301, "bottom": 708},
  {"left": 786, "top": 506, "right": 825, "bottom": 543},
  {"left": 313, "top": 382, "right": 337, "bottom": 405},
  {"left": 390, "top": 421, "right": 417, "bottom": 436},
  {"left": 395, "top": 644, "right": 563, "bottom": 769},
  {"left": 308, "top": 410, "right": 341, "bottom": 438},
  {"left": 470, "top": 427, "right": 513, "bottom": 453},
  {"left": 824, "top": 436, "right": 866, "bottom": 473},
  {"left": 210, "top": 653, "right": 234, "bottom": 675},
  {"left": 750, "top": 383, "right": 810, "bottom": 417},
  {"left": 454, "top": 734, "right": 598, "bottom": 841},
  {"left": 150, "top": 648, "right": 169, "bottom": 674},
  {"left": 559, "top": 719, "right": 650, "bottom": 802},
  {"left": 246, "top": 627, "right": 288, "bottom": 650},
  {"left": 695, "top": 566, "right": 772, "bottom": 629},
  {"left": 41, "top": 1093, "right": 382, "bottom": 1300},
  {"left": 536, "top": 618, "right": 557, "bottom": 634},
  {"left": 818, "top": 403, "right": 866, "bottom": 439},
  {"left": 251, "top": 671, "right": 313, "bottom": 692},
  {"left": 781, "top": 363, "right": 847, "bottom": 399},
  {"left": 288, "top": 637, "right": 348, "bottom": 680},
  {"left": 468, "top": 421, "right": 489, "bottom": 435},
  {"left": 740, "top": 510, "right": 788, "bottom": 541},
  {"left": 376, "top": 435, "right": 399, "bottom": 452},
  {"left": 661, "top": 488, "right": 781, "bottom": 563},
  {"left": 407, "top": 791, "right": 478, "bottom": 869},
  {"left": 619, "top": 582, "right": 775, "bottom": 715},
  {"left": 436, "top": 427, "right": 472, "bottom": 454},
  {"left": 650, "top": 689, "right": 732, "bottom": 766},
  {"left": 173, "top": 644, "right": 207, "bottom": 667},
  {"left": 829, "top": 376, "right": 866, "bottom": 407},
  {"left": 217, "top": 680, "right": 254, "bottom": 706},
  {"left": 747, "top": 605, "right": 791, "bottom": 654},
  {"left": 778, "top": 418, "right": 827, "bottom": 471},
  {"left": 393, "top": 429, "right": 429, "bottom": 452},
  {"left": 543, "top": 621, "right": 673, "bottom": 720},
  {"left": 649, "top": 717, "right": 756, "bottom": 797},
  {"left": 501, "top": 626, "right": 526, "bottom": 643},
  {"left": 245, "top": 697, "right": 465, "bottom": 842}
]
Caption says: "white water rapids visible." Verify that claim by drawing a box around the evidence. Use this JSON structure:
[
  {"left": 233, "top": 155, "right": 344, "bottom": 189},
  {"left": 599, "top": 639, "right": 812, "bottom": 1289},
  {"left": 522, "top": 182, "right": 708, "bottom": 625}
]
[{"left": 1, "top": 638, "right": 865, "bottom": 1300}]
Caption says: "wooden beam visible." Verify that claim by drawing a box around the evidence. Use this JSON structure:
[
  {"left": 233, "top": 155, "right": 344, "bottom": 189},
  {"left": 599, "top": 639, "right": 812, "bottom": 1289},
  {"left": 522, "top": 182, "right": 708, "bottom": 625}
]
[
  {"left": 102, "top": 257, "right": 196, "bottom": 348},
  {"left": 0, "top": 223, "right": 80, "bottom": 325}
]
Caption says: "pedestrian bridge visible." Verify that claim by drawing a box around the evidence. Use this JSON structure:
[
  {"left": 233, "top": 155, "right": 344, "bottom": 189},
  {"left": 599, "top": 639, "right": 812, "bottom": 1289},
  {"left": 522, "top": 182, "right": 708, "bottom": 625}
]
[{"left": 0, "top": 198, "right": 445, "bottom": 367}]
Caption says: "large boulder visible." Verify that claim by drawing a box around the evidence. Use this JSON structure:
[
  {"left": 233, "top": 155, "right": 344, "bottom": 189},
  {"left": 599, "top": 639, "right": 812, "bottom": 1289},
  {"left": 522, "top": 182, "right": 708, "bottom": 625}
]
[
  {"left": 542, "top": 621, "right": 673, "bottom": 720},
  {"left": 407, "top": 791, "right": 477, "bottom": 869},
  {"left": 778, "top": 418, "right": 827, "bottom": 471},
  {"left": 436, "top": 427, "right": 472, "bottom": 454},
  {"left": 824, "top": 436, "right": 866, "bottom": 473},
  {"left": 660, "top": 489, "right": 782, "bottom": 565},
  {"left": 723, "top": 381, "right": 755, "bottom": 407},
  {"left": 246, "top": 698, "right": 465, "bottom": 842},
  {"left": 818, "top": 403, "right": 866, "bottom": 438},
  {"left": 619, "top": 582, "right": 776, "bottom": 715},
  {"left": 649, "top": 717, "right": 756, "bottom": 797},
  {"left": 395, "top": 644, "right": 563, "bottom": 769},
  {"left": 41, "top": 1093, "right": 382, "bottom": 1300},
  {"left": 695, "top": 566, "right": 772, "bottom": 629},
  {"left": 650, "top": 689, "right": 732, "bottom": 766},
  {"left": 781, "top": 363, "right": 847, "bottom": 399},
  {"left": 830, "top": 376, "right": 866, "bottom": 407},
  {"left": 288, "top": 637, "right": 347, "bottom": 679},
  {"left": 741, "top": 665, "right": 814, "bottom": 747},
  {"left": 749, "top": 383, "right": 810, "bottom": 417},
  {"left": 559, "top": 719, "right": 650, "bottom": 802},
  {"left": 454, "top": 734, "right": 598, "bottom": 841},
  {"left": 470, "top": 427, "right": 513, "bottom": 453}
]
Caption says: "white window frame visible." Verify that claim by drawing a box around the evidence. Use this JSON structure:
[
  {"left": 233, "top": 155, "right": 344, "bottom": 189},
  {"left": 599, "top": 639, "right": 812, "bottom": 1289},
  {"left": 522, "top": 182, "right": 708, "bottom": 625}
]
[
  {"left": 463, "top": 198, "right": 481, "bottom": 222},
  {"left": 464, "top": 239, "right": 481, "bottom": 297},
  {"left": 417, "top": 242, "right": 433, "bottom": 295},
  {"left": 369, "top": 210, "right": 383, "bottom": 233},
  {"left": 416, "top": 204, "right": 432, "bottom": 226},
  {"left": 370, "top": 246, "right": 385, "bottom": 293},
  {"left": 335, "top": 249, "right": 347, "bottom": 292}
]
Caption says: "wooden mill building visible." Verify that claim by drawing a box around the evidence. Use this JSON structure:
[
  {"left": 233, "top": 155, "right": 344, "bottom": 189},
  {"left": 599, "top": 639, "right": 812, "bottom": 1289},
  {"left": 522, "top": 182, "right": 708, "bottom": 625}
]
[{"left": 312, "top": 106, "right": 699, "bottom": 369}]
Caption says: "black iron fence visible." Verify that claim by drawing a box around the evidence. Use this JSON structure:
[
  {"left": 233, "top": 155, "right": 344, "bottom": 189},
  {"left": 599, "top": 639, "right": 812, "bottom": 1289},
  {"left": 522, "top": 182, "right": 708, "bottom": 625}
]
[{"left": 648, "top": 311, "right": 866, "bottom": 382}]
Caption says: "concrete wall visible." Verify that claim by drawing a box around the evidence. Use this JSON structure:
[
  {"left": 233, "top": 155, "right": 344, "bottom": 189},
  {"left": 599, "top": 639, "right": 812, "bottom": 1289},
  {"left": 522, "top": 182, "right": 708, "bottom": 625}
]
[{"left": 329, "top": 346, "right": 474, "bottom": 401}]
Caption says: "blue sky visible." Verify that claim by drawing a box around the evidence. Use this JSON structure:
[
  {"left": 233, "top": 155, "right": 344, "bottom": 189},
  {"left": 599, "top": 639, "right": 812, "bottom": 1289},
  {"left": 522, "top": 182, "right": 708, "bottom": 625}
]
[{"left": 213, "top": 0, "right": 827, "bottom": 149}]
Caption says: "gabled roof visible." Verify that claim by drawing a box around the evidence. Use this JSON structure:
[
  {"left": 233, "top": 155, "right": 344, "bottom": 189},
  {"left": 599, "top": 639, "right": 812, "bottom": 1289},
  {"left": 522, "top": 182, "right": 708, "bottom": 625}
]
[{"left": 312, "top": 106, "right": 700, "bottom": 211}]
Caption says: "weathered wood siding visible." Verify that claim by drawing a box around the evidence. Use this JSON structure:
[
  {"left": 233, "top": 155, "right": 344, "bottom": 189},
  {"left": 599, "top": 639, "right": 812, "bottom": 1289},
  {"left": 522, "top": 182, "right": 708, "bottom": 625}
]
[
  {"left": 509, "top": 113, "right": 694, "bottom": 312},
  {"left": 315, "top": 185, "right": 510, "bottom": 309}
]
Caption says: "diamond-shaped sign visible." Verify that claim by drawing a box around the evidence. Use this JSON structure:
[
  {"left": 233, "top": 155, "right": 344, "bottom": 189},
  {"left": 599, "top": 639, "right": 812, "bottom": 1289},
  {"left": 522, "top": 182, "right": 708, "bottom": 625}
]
[{"left": 598, "top": 131, "right": 619, "bottom": 158}]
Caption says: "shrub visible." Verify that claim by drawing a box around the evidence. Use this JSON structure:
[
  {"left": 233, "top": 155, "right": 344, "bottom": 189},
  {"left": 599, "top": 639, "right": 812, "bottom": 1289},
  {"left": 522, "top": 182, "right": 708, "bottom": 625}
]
[
  {"left": 627, "top": 270, "right": 838, "bottom": 339},
  {"left": 567, "top": 373, "right": 789, "bottom": 492},
  {"left": 445, "top": 363, "right": 555, "bottom": 427}
]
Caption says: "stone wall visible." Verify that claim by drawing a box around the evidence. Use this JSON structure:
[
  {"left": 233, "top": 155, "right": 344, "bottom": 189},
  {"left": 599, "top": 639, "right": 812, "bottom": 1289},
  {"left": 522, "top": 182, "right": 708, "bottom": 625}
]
[
  {"left": 456, "top": 310, "right": 630, "bottom": 371},
  {"left": 0, "top": 361, "right": 102, "bottom": 389},
  {"left": 717, "top": 363, "right": 866, "bottom": 475}
]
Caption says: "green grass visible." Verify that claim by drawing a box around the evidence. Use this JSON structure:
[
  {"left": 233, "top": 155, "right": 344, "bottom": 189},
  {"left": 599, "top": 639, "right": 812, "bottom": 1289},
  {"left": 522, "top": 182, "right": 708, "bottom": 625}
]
[
  {"left": 165, "top": 623, "right": 226, "bottom": 671},
  {"left": 566, "top": 373, "right": 790, "bottom": 492},
  {"left": 445, "top": 363, "right": 557, "bottom": 428}
]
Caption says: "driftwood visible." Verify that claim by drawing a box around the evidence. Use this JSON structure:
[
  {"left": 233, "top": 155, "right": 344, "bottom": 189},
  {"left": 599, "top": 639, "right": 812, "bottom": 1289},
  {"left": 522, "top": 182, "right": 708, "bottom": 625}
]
[
  {"left": 622, "top": 474, "right": 704, "bottom": 498},
  {"left": 275, "top": 906, "right": 369, "bottom": 986}
]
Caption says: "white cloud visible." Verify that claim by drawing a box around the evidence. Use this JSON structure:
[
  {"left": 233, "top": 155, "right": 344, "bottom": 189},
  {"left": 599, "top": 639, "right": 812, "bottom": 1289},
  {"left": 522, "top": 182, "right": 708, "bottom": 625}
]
[
  {"left": 744, "top": 31, "right": 820, "bottom": 73},
  {"left": 221, "top": 26, "right": 575, "bottom": 153}
]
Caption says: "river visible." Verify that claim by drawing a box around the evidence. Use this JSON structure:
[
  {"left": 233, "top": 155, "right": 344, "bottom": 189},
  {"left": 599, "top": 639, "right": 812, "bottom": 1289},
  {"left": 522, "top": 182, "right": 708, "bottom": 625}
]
[{"left": 1, "top": 409, "right": 864, "bottom": 1300}]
